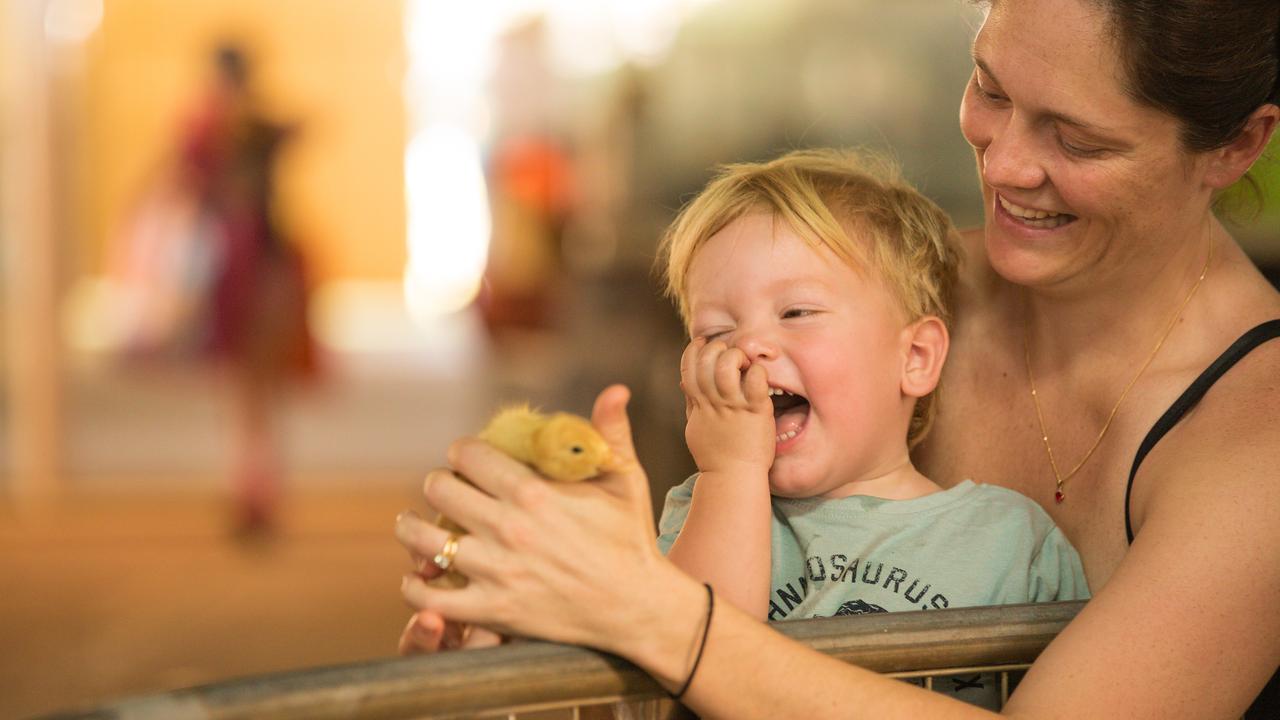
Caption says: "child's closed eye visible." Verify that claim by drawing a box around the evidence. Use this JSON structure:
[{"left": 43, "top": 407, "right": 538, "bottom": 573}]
[{"left": 781, "top": 308, "right": 818, "bottom": 320}]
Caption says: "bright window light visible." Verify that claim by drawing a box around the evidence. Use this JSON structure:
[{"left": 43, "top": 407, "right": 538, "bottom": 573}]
[
  {"left": 401, "top": 0, "right": 723, "bottom": 325},
  {"left": 44, "top": 0, "right": 103, "bottom": 44},
  {"left": 403, "top": 124, "right": 491, "bottom": 319}
]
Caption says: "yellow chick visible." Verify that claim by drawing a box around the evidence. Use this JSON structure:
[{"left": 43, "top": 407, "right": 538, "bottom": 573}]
[
  {"left": 434, "top": 404, "right": 614, "bottom": 587},
  {"left": 478, "top": 405, "right": 614, "bottom": 482}
]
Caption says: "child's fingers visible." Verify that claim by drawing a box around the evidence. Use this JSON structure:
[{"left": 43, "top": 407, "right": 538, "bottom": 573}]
[
  {"left": 459, "top": 626, "right": 505, "bottom": 649},
  {"left": 397, "top": 611, "right": 444, "bottom": 655},
  {"left": 714, "top": 347, "right": 750, "bottom": 403},
  {"left": 696, "top": 340, "right": 731, "bottom": 402},
  {"left": 440, "top": 618, "right": 472, "bottom": 650},
  {"left": 679, "top": 339, "right": 707, "bottom": 406},
  {"left": 743, "top": 362, "right": 770, "bottom": 408}
]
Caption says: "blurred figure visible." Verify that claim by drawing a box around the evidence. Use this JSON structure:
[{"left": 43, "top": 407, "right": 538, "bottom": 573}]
[
  {"left": 113, "top": 42, "right": 317, "bottom": 536},
  {"left": 476, "top": 134, "right": 575, "bottom": 334},
  {"left": 475, "top": 17, "right": 577, "bottom": 339}
]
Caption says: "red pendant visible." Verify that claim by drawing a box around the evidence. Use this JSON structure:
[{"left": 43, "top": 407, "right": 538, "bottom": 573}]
[{"left": 1054, "top": 490, "right": 1065, "bottom": 504}]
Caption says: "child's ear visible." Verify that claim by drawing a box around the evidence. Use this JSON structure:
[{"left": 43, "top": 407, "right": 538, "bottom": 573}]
[
  {"left": 1204, "top": 103, "right": 1279, "bottom": 189},
  {"left": 900, "top": 316, "right": 949, "bottom": 399}
]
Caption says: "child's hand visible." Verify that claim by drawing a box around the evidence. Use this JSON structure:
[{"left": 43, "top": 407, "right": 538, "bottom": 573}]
[
  {"left": 679, "top": 337, "right": 775, "bottom": 478},
  {"left": 397, "top": 609, "right": 503, "bottom": 654}
]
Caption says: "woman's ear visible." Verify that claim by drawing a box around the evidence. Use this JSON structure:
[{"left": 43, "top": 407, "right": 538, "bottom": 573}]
[
  {"left": 901, "top": 316, "right": 949, "bottom": 400},
  {"left": 1204, "top": 103, "right": 1280, "bottom": 189}
]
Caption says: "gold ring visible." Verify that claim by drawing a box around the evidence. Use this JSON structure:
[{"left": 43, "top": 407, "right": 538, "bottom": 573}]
[{"left": 432, "top": 533, "right": 461, "bottom": 571}]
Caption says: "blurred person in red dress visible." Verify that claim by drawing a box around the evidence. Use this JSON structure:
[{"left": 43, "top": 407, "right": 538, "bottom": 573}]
[
  {"left": 191, "top": 44, "right": 317, "bottom": 535},
  {"left": 116, "top": 42, "right": 317, "bottom": 535}
]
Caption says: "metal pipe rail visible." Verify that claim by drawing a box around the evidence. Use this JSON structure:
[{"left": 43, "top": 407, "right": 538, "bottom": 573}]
[{"left": 43, "top": 600, "right": 1085, "bottom": 720}]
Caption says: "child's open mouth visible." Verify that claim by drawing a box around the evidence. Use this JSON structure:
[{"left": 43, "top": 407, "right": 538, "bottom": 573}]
[{"left": 769, "top": 387, "right": 810, "bottom": 444}]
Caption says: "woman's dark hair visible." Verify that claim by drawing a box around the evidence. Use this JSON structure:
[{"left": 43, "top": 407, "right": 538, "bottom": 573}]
[{"left": 1100, "top": 0, "right": 1279, "bottom": 151}]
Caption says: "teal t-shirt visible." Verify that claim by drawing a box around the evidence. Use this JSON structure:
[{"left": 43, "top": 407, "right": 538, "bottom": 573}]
[
  {"left": 658, "top": 477, "right": 1089, "bottom": 621},
  {"left": 657, "top": 476, "right": 1088, "bottom": 709}
]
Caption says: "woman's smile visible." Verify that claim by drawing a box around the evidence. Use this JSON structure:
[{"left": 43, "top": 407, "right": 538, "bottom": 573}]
[{"left": 996, "top": 193, "right": 1076, "bottom": 229}]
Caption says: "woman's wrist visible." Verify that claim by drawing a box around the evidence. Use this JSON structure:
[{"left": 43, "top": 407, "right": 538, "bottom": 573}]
[{"left": 603, "top": 559, "right": 712, "bottom": 688}]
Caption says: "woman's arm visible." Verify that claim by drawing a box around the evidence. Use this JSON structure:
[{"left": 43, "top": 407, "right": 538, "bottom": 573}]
[
  {"left": 398, "top": 385, "right": 996, "bottom": 718},
  {"left": 1002, "top": 351, "right": 1280, "bottom": 719},
  {"left": 398, "top": 383, "right": 1279, "bottom": 718}
]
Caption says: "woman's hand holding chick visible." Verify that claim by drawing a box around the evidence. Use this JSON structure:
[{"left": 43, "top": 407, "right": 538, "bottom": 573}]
[
  {"left": 679, "top": 337, "right": 776, "bottom": 480},
  {"left": 396, "top": 385, "right": 704, "bottom": 668}
]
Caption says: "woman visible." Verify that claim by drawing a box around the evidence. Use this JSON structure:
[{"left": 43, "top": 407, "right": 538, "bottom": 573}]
[{"left": 396, "top": 0, "right": 1280, "bottom": 716}]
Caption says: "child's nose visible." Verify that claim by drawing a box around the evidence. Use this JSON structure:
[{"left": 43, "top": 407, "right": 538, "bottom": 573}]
[{"left": 734, "top": 330, "right": 778, "bottom": 361}]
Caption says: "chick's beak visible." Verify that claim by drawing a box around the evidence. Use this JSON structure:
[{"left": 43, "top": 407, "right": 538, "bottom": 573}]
[{"left": 598, "top": 450, "right": 627, "bottom": 474}]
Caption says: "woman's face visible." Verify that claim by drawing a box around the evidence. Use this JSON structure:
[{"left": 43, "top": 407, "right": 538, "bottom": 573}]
[{"left": 958, "top": 0, "right": 1215, "bottom": 293}]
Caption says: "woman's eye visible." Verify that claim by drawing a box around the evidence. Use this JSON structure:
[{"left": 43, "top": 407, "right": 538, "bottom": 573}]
[
  {"left": 1058, "top": 133, "right": 1105, "bottom": 158},
  {"left": 972, "top": 77, "right": 1006, "bottom": 104}
]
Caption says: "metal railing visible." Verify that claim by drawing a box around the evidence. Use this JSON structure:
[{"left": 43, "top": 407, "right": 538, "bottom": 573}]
[{"left": 43, "top": 601, "right": 1085, "bottom": 720}]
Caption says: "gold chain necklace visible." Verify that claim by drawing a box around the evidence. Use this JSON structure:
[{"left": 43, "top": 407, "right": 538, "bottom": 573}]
[{"left": 1023, "top": 236, "right": 1213, "bottom": 503}]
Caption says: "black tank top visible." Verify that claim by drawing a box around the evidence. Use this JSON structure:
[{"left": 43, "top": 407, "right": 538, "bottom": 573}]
[{"left": 1125, "top": 319, "right": 1280, "bottom": 719}]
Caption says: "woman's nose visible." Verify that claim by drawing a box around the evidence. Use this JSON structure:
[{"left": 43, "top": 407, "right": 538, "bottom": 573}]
[{"left": 980, "top": 116, "right": 1047, "bottom": 191}]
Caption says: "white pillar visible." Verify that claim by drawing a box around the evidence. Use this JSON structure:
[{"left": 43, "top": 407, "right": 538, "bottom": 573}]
[{"left": 2, "top": 0, "right": 64, "bottom": 502}]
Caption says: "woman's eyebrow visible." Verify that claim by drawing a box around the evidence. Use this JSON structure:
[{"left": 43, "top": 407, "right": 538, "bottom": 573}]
[{"left": 973, "top": 55, "right": 1124, "bottom": 139}]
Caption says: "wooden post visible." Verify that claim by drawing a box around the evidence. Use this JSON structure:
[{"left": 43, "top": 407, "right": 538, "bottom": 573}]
[{"left": 2, "top": 0, "right": 64, "bottom": 502}]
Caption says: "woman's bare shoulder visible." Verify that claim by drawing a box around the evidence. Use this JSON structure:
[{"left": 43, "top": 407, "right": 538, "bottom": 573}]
[
  {"left": 1159, "top": 326, "right": 1280, "bottom": 467},
  {"left": 1129, "top": 314, "right": 1280, "bottom": 542},
  {"left": 1143, "top": 239, "right": 1280, "bottom": 466},
  {"left": 1010, "top": 339, "right": 1280, "bottom": 717}
]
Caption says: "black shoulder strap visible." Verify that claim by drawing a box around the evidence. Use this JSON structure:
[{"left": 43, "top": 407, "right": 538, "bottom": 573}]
[{"left": 1125, "top": 319, "right": 1280, "bottom": 543}]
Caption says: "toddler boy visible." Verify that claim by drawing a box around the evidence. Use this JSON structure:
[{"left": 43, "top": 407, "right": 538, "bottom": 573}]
[{"left": 656, "top": 149, "right": 1087, "bottom": 659}]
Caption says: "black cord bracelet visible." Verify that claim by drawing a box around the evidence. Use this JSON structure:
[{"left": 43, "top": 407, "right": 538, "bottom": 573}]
[{"left": 672, "top": 582, "right": 715, "bottom": 701}]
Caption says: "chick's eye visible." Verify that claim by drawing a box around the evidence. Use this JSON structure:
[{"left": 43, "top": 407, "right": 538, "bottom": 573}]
[{"left": 570, "top": 445, "right": 583, "bottom": 454}]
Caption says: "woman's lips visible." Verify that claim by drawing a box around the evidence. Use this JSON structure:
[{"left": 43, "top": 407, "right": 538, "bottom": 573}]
[{"left": 997, "top": 193, "right": 1075, "bottom": 230}]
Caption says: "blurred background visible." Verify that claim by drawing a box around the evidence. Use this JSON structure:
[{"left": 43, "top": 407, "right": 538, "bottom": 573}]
[{"left": 1, "top": 0, "right": 1276, "bottom": 716}]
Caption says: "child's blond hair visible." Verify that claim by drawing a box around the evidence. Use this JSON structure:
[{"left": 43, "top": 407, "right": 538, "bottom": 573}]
[{"left": 658, "top": 148, "right": 962, "bottom": 447}]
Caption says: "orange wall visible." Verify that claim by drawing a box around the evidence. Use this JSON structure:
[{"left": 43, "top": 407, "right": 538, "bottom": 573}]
[{"left": 82, "top": 0, "right": 407, "bottom": 282}]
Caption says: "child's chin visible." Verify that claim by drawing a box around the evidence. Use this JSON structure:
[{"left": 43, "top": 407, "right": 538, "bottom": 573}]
[{"left": 767, "top": 471, "right": 819, "bottom": 498}]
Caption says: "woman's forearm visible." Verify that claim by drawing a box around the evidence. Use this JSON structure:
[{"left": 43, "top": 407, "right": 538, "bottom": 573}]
[{"left": 626, "top": 561, "right": 999, "bottom": 720}]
